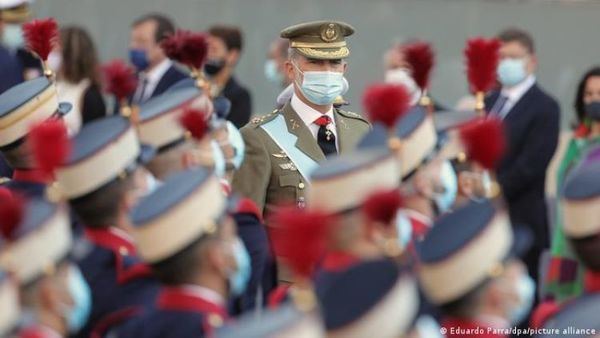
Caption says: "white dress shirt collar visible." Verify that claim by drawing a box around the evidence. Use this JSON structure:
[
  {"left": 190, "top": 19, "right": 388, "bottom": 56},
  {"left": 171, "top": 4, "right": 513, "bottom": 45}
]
[
  {"left": 290, "top": 93, "right": 338, "bottom": 146},
  {"left": 291, "top": 93, "right": 334, "bottom": 127},
  {"left": 501, "top": 74, "right": 536, "bottom": 104},
  {"left": 138, "top": 58, "right": 173, "bottom": 100}
]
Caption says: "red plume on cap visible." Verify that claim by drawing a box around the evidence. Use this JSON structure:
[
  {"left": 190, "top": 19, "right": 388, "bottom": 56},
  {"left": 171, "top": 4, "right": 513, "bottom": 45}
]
[
  {"left": 28, "top": 119, "right": 71, "bottom": 175},
  {"left": 102, "top": 59, "right": 138, "bottom": 101},
  {"left": 459, "top": 117, "right": 506, "bottom": 170},
  {"left": 403, "top": 41, "right": 434, "bottom": 92},
  {"left": 362, "top": 189, "right": 403, "bottom": 225},
  {"left": 179, "top": 108, "right": 209, "bottom": 140},
  {"left": 161, "top": 30, "right": 209, "bottom": 70},
  {"left": 0, "top": 188, "right": 25, "bottom": 240},
  {"left": 270, "top": 206, "right": 332, "bottom": 278},
  {"left": 464, "top": 38, "right": 501, "bottom": 94},
  {"left": 22, "top": 18, "right": 59, "bottom": 61},
  {"left": 363, "top": 84, "right": 411, "bottom": 129}
]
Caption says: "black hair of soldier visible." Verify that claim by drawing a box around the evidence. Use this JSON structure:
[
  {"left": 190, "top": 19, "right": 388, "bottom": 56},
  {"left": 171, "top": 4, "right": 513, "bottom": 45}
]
[
  {"left": 149, "top": 217, "right": 226, "bottom": 286},
  {"left": 132, "top": 13, "right": 176, "bottom": 43},
  {"left": 69, "top": 171, "right": 136, "bottom": 229}
]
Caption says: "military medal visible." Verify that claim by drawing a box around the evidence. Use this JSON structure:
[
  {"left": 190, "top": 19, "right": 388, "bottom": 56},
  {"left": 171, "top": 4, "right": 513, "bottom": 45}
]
[{"left": 325, "top": 128, "right": 333, "bottom": 141}]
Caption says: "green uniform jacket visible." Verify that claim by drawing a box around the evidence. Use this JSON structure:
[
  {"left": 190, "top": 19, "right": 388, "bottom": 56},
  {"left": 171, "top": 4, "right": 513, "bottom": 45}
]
[{"left": 232, "top": 102, "right": 370, "bottom": 216}]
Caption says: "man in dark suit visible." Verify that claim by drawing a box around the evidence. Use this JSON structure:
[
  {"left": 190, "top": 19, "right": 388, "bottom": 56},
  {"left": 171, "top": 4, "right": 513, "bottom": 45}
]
[
  {"left": 129, "top": 14, "right": 187, "bottom": 105},
  {"left": 206, "top": 25, "right": 253, "bottom": 128},
  {"left": 485, "top": 28, "right": 560, "bottom": 285}
]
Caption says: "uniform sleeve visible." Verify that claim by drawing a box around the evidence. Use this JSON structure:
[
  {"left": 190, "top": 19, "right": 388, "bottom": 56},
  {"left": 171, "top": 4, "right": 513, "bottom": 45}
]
[
  {"left": 498, "top": 99, "right": 560, "bottom": 200},
  {"left": 231, "top": 126, "right": 271, "bottom": 213}
]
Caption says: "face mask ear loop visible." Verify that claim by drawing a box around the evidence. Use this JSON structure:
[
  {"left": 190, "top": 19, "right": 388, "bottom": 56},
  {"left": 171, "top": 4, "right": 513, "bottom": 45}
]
[{"left": 291, "top": 59, "right": 304, "bottom": 89}]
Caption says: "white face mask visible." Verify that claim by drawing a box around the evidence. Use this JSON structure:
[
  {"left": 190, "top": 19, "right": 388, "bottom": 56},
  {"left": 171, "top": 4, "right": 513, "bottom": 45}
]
[
  {"left": 384, "top": 68, "right": 421, "bottom": 105},
  {"left": 47, "top": 50, "right": 63, "bottom": 73},
  {"left": 2, "top": 24, "right": 24, "bottom": 50}
]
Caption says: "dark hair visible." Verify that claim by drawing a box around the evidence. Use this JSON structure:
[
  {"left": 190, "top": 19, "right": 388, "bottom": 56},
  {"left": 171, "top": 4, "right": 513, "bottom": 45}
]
[
  {"left": 150, "top": 233, "right": 219, "bottom": 285},
  {"left": 209, "top": 25, "right": 243, "bottom": 52},
  {"left": 574, "top": 66, "right": 600, "bottom": 125},
  {"left": 69, "top": 174, "right": 135, "bottom": 229},
  {"left": 60, "top": 26, "right": 101, "bottom": 86},
  {"left": 570, "top": 235, "right": 600, "bottom": 271},
  {"left": 497, "top": 28, "right": 535, "bottom": 54},
  {"left": 132, "top": 13, "right": 176, "bottom": 43}
]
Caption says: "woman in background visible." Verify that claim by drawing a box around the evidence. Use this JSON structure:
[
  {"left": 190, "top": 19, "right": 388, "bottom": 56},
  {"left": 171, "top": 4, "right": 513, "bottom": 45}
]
[
  {"left": 543, "top": 66, "right": 600, "bottom": 303},
  {"left": 50, "top": 26, "right": 106, "bottom": 134}
]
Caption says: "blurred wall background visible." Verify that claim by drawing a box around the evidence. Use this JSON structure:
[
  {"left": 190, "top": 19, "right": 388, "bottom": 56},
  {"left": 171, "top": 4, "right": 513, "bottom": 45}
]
[{"left": 34, "top": 0, "right": 600, "bottom": 127}]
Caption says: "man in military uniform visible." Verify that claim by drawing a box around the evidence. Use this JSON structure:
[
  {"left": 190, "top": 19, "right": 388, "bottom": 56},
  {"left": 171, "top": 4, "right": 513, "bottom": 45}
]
[{"left": 232, "top": 20, "right": 370, "bottom": 216}]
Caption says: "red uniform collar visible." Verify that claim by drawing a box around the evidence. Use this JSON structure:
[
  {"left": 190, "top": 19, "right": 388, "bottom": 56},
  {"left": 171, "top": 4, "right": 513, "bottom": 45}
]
[
  {"left": 84, "top": 227, "right": 152, "bottom": 284},
  {"left": 84, "top": 228, "right": 137, "bottom": 255},
  {"left": 321, "top": 251, "right": 359, "bottom": 272},
  {"left": 585, "top": 270, "right": 600, "bottom": 293},
  {"left": 157, "top": 287, "right": 228, "bottom": 319},
  {"left": 12, "top": 169, "right": 52, "bottom": 184}
]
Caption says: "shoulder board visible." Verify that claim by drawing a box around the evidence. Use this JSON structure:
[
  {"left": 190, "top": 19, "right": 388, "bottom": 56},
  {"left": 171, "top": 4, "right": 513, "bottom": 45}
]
[
  {"left": 336, "top": 109, "right": 369, "bottom": 123},
  {"left": 250, "top": 109, "right": 280, "bottom": 127},
  {"left": 0, "top": 177, "right": 10, "bottom": 185}
]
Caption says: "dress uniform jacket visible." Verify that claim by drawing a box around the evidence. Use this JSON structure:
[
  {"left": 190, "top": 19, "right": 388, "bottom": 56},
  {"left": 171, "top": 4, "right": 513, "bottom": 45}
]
[
  {"left": 73, "top": 228, "right": 160, "bottom": 338},
  {"left": 115, "top": 287, "right": 229, "bottom": 338},
  {"left": 232, "top": 102, "right": 369, "bottom": 216}
]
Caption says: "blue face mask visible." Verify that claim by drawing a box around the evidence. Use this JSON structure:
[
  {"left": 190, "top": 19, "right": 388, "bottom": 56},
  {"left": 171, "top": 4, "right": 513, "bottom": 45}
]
[
  {"left": 294, "top": 61, "right": 345, "bottom": 105},
  {"left": 395, "top": 212, "right": 413, "bottom": 250},
  {"left": 228, "top": 239, "right": 251, "bottom": 297},
  {"left": 225, "top": 121, "right": 245, "bottom": 170},
  {"left": 2, "top": 24, "right": 24, "bottom": 50},
  {"left": 264, "top": 59, "right": 284, "bottom": 86},
  {"left": 509, "top": 273, "right": 536, "bottom": 325},
  {"left": 63, "top": 265, "right": 92, "bottom": 333},
  {"left": 129, "top": 49, "right": 149, "bottom": 72},
  {"left": 433, "top": 160, "right": 458, "bottom": 214},
  {"left": 497, "top": 58, "right": 527, "bottom": 87}
]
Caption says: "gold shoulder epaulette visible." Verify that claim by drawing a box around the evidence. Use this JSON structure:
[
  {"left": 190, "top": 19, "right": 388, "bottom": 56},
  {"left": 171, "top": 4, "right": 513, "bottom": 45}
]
[
  {"left": 250, "top": 109, "right": 280, "bottom": 126},
  {"left": 337, "top": 109, "right": 368, "bottom": 122}
]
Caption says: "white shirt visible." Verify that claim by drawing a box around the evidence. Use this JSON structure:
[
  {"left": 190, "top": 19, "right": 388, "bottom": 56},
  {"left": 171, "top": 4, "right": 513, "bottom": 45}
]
[
  {"left": 495, "top": 75, "right": 536, "bottom": 119},
  {"left": 134, "top": 59, "right": 173, "bottom": 102},
  {"left": 291, "top": 93, "right": 339, "bottom": 149},
  {"left": 181, "top": 284, "right": 225, "bottom": 306}
]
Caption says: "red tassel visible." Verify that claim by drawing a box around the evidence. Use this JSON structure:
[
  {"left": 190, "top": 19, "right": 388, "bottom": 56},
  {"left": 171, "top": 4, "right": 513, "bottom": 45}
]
[
  {"left": 363, "top": 84, "right": 411, "bottom": 129},
  {"left": 22, "top": 18, "right": 59, "bottom": 61},
  {"left": 28, "top": 119, "right": 71, "bottom": 175},
  {"left": 403, "top": 41, "right": 434, "bottom": 92},
  {"left": 0, "top": 188, "right": 25, "bottom": 240},
  {"left": 362, "top": 189, "right": 403, "bottom": 225},
  {"left": 459, "top": 117, "right": 506, "bottom": 170},
  {"left": 270, "top": 206, "right": 333, "bottom": 278},
  {"left": 102, "top": 60, "right": 138, "bottom": 101},
  {"left": 179, "top": 108, "right": 208, "bottom": 140},
  {"left": 161, "top": 30, "right": 208, "bottom": 70},
  {"left": 464, "top": 37, "right": 501, "bottom": 94}
]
